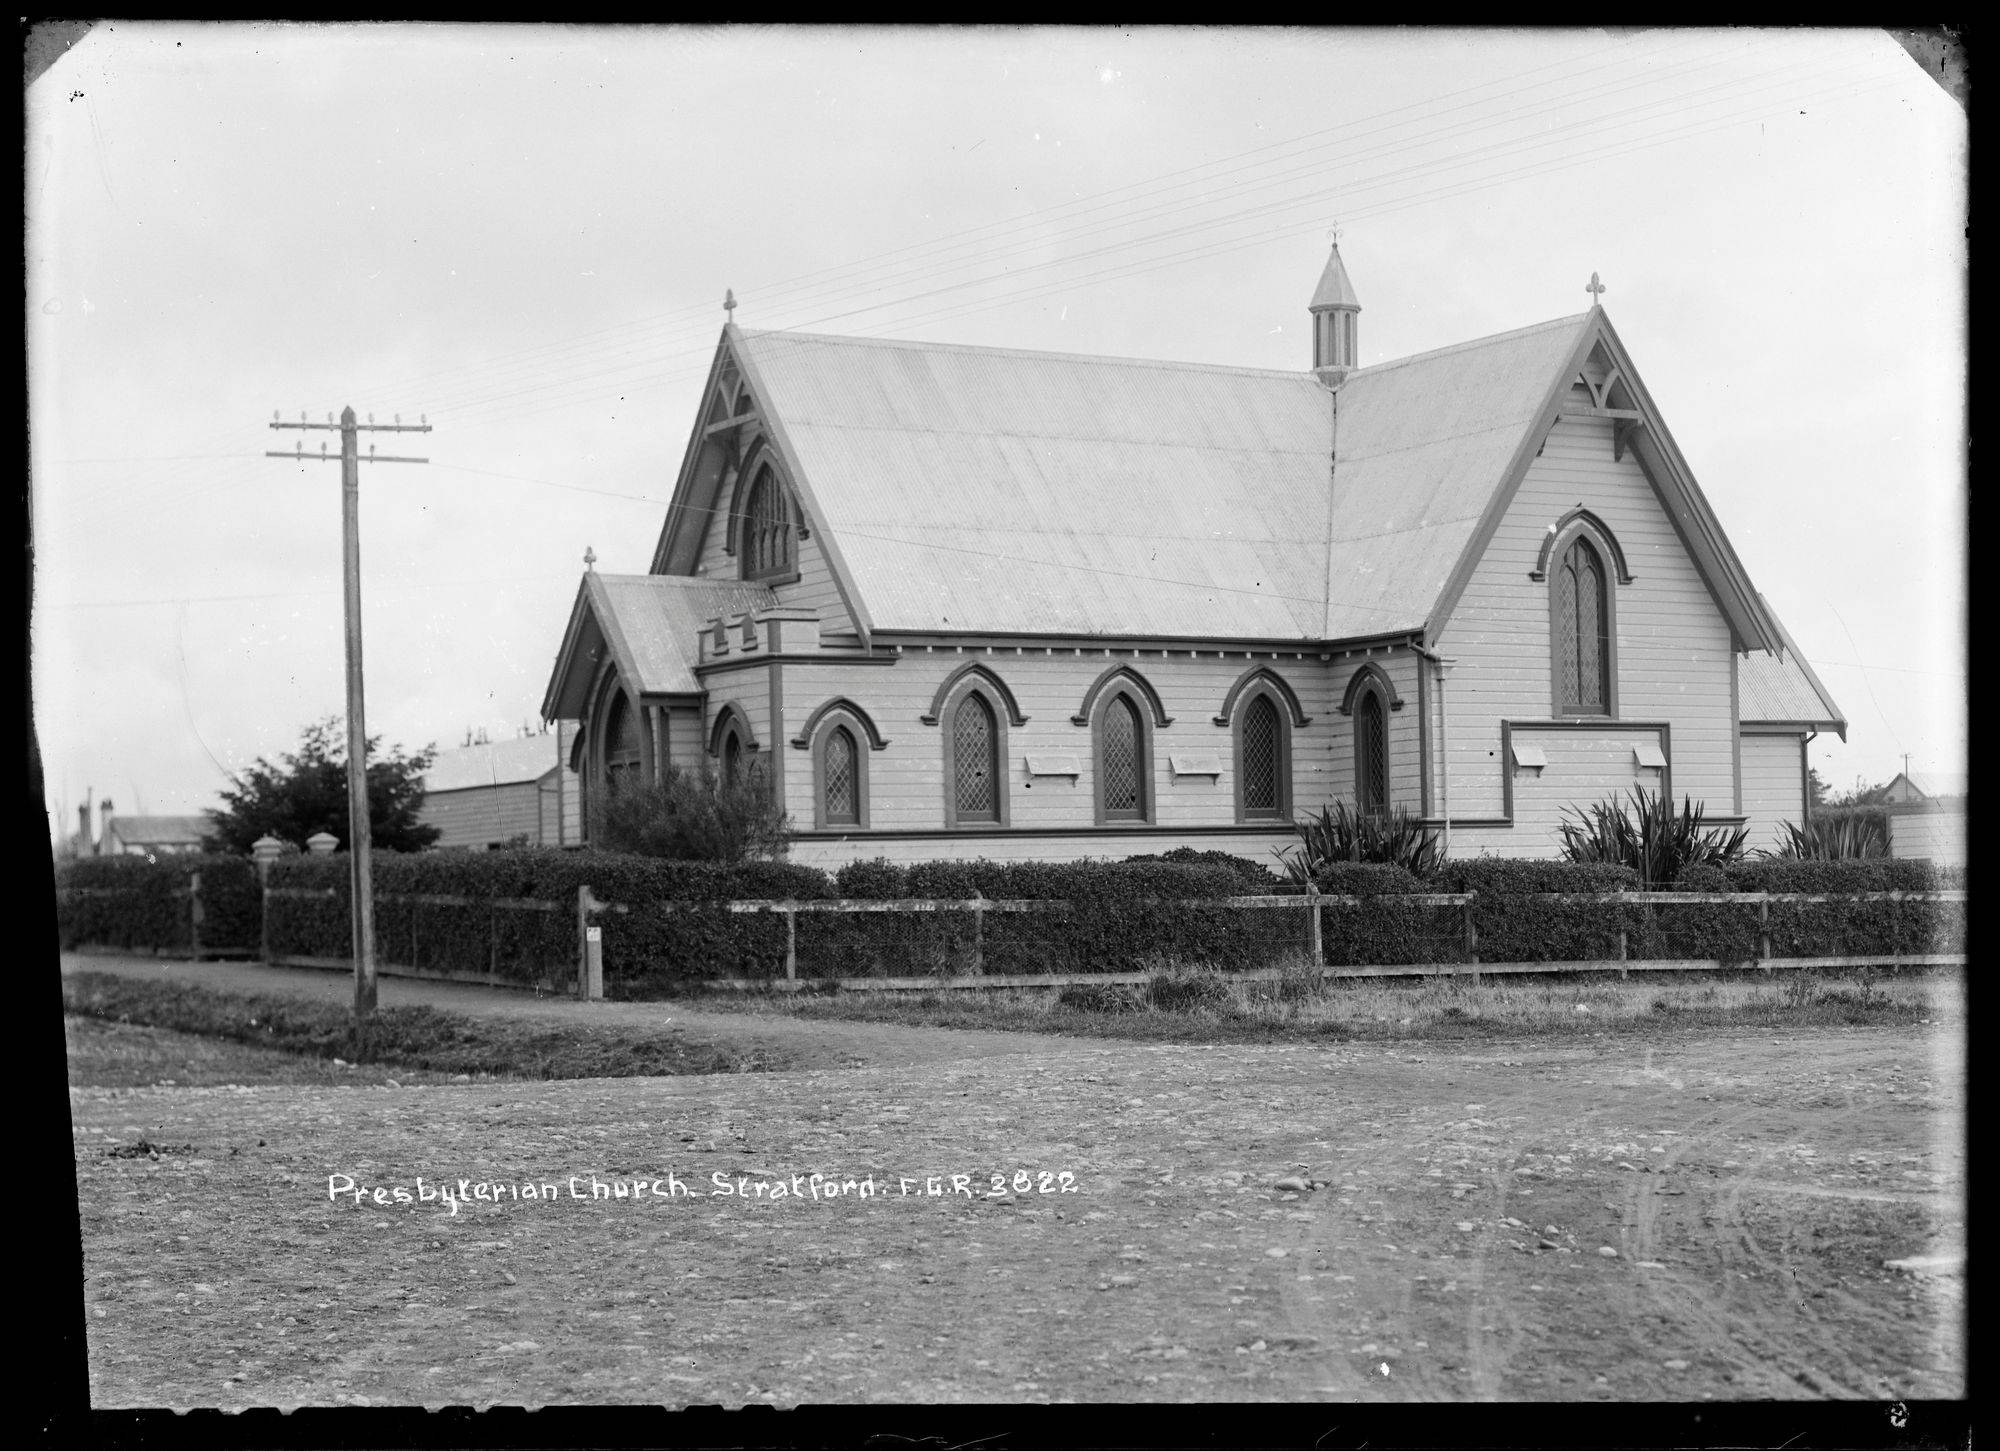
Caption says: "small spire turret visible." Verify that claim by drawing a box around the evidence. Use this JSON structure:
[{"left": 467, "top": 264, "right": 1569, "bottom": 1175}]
[{"left": 1310, "top": 237, "right": 1361, "bottom": 387}]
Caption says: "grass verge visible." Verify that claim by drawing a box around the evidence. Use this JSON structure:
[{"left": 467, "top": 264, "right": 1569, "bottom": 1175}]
[
  {"left": 63, "top": 971, "right": 773, "bottom": 1080},
  {"left": 692, "top": 962, "right": 1942, "bottom": 1045}
]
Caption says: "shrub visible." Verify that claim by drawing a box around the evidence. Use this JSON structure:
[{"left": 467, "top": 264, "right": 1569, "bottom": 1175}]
[
  {"left": 1279, "top": 802, "right": 1443, "bottom": 883},
  {"left": 1311, "top": 862, "right": 1426, "bottom": 896},
  {"left": 833, "top": 858, "right": 912, "bottom": 899},
  {"left": 1769, "top": 811, "right": 1889, "bottom": 860},
  {"left": 591, "top": 765, "right": 792, "bottom": 863},
  {"left": 56, "top": 854, "right": 261, "bottom": 953},
  {"left": 1671, "top": 862, "right": 1732, "bottom": 892},
  {"left": 1123, "top": 846, "right": 1282, "bottom": 889},
  {"left": 1557, "top": 788, "right": 1750, "bottom": 887}
]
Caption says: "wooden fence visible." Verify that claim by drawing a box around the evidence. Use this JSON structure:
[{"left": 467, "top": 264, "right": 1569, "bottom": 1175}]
[{"left": 70, "top": 878, "right": 1967, "bottom": 999}]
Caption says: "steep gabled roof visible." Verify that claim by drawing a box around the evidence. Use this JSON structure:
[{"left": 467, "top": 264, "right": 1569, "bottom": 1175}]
[
  {"left": 646, "top": 308, "right": 1786, "bottom": 656},
  {"left": 541, "top": 573, "right": 776, "bottom": 721}
]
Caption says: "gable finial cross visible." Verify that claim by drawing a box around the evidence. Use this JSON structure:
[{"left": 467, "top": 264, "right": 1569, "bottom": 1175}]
[
  {"left": 1327, "top": 221, "right": 1343, "bottom": 246},
  {"left": 583, "top": 545, "right": 596, "bottom": 572},
  {"left": 1586, "top": 271, "right": 1607, "bottom": 302},
  {"left": 723, "top": 288, "right": 737, "bottom": 319}
]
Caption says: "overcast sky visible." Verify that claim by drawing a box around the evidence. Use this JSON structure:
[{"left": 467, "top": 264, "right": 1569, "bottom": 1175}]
[{"left": 28, "top": 24, "right": 1965, "bottom": 839}]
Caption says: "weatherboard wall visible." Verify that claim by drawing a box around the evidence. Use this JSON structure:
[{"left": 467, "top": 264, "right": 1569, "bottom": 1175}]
[{"left": 1433, "top": 413, "right": 1739, "bottom": 843}]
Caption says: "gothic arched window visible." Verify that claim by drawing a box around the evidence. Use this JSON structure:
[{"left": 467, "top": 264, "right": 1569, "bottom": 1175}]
[
  {"left": 1354, "top": 686, "right": 1388, "bottom": 814},
  {"left": 1553, "top": 535, "right": 1613, "bottom": 714},
  {"left": 741, "top": 465, "right": 794, "bottom": 581},
  {"left": 1097, "top": 690, "right": 1148, "bottom": 823},
  {"left": 604, "top": 687, "right": 643, "bottom": 788},
  {"left": 1238, "top": 691, "right": 1289, "bottom": 820},
  {"left": 820, "top": 724, "right": 860, "bottom": 827},
  {"left": 948, "top": 691, "right": 1002, "bottom": 826}
]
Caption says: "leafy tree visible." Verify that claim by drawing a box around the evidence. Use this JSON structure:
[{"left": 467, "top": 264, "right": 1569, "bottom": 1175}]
[
  {"left": 591, "top": 764, "right": 792, "bottom": 862},
  {"left": 1830, "top": 775, "right": 1895, "bottom": 808},
  {"left": 1806, "top": 766, "right": 1830, "bottom": 810},
  {"left": 203, "top": 717, "right": 440, "bottom": 854}
]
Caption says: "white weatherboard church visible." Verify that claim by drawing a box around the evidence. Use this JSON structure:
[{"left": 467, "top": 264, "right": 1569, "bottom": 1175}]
[{"left": 542, "top": 246, "right": 1845, "bottom": 867}]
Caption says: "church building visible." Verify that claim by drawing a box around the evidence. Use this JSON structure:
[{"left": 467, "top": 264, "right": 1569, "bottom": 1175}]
[{"left": 541, "top": 247, "right": 1844, "bottom": 867}]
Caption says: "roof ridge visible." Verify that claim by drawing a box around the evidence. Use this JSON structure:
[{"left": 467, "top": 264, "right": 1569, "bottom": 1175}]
[
  {"left": 739, "top": 311, "right": 1593, "bottom": 385},
  {"left": 1352, "top": 311, "right": 1594, "bottom": 380},
  {"left": 736, "top": 327, "right": 1319, "bottom": 382}
]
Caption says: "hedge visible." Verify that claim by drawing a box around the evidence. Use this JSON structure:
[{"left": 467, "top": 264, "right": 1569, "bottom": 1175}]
[
  {"left": 794, "top": 857, "right": 1289, "bottom": 980},
  {"left": 90, "top": 846, "right": 1965, "bottom": 997},
  {"left": 265, "top": 851, "right": 835, "bottom": 995},
  {"left": 1433, "top": 860, "right": 1642, "bottom": 963},
  {"left": 56, "top": 854, "right": 260, "bottom": 953}
]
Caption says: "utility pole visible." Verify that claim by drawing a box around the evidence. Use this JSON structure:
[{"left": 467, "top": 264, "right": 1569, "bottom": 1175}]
[{"left": 266, "top": 407, "right": 430, "bottom": 1036}]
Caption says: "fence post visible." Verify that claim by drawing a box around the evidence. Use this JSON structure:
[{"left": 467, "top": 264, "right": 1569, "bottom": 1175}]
[
  {"left": 1464, "top": 895, "right": 1479, "bottom": 986},
  {"left": 576, "top": 885, "right": 595, "bottom": 999},
  {"left": 972, "top": 893, "right": 985, "bottom": 977},
  {"left": 251, "top": 837, "right": 284, "bottom": 963},
  {"left": 1307, "top": 884, "right": 1323, "bottom": 983},
  {"left": 1617, "top": 896, "right": 1628, "bottom": 972},
  {"left": 1758, "top": 896, "right": 1770, "bottom": 967},
  {"left": 785, "top": 904, "right": 798, "bottom": 983},
  {"left": 188, "top": 870, "right": 204, "bottom": 960},
  {"left": 489, "top": 905, "right": 499, "bottom": 980}
]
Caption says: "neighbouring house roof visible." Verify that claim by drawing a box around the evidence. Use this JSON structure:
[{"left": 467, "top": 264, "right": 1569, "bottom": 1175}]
[
  {"left": 1886, "top": 770, "right": 1968, "bottom": 800},
  {"left": 542, "top": 572, "right": 778, "bottom": 721},
  {"left": 724, "top": 314, "right": 1597, "bottom": 641},
  {"left": 1736, "top": 596, "right": 1846, "bottom": 736},
  {"left": 106, "top": 814, "right": 211, "bottom": 848},
  {"left": 420, "top": 734, "right": 569, "bottom": 795}
]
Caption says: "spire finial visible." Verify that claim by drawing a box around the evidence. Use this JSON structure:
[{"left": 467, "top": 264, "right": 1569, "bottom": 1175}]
[
  {"left": 1586, "top": 271, "right": 1607, "bottom": 303},
  {"left": 723, "top": 288, "right": 737, "bottom": 320},
  {"left": 583, "top": 545, "right": 596, "bottom": 572}
]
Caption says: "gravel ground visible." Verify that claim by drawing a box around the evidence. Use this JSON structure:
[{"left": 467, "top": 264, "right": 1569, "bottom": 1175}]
[{"left": 69, "top": 963, "right": 1964, "bottom": 1407}]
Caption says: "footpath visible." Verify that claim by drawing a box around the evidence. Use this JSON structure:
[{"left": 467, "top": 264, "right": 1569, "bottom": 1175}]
[{"left": 58, "top": 950, "right": 1086, "bottom": 1074}]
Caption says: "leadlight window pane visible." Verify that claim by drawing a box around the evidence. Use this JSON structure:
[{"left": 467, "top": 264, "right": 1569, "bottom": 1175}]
[
  {"left": 1357, "top": 690, "right": 1387, "bottom": 814},
  {"left": 1103, "top": 695, "right": 1141, "bottom": 818},
  {"left": 723, "top": 732, "right": 742, "bottom": 787},
  {"left": 824, "top": 726, "right": 857, "bottom": 824},
  {"left": 1557, "top": 538, "right": 1607, "bottom": 711},
  {"left": 746, "top": 467, "right": 791, "bottom": 577},
  {"left": 1243, "top": 694, "right": 1279, "bottom": 813},
  {"left": 954, "top": 694, "right": 998, "bottom": 820},
  {"left": 1556, "top": 559, "right": 1581, "bottom": 707},
  {"left": 1576, "top": 549, "right": 1605, "bottom": 709}
]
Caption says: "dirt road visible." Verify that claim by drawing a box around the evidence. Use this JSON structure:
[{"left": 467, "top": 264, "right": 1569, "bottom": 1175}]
[
  {"left": 69, "top": 974, "right": 1963, "bottom": 1406},
  {"left": 61, "top": 951, "right": 1082, "bottom": 1072}
]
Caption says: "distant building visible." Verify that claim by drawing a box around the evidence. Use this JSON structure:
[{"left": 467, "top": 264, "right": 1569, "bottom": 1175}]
[
  {"left": 1882, "top": 770, "right": 1967, "bottom": 866},
  {"left": 417, "top": 726, "right": 582, "bottom": 850},
  {"left": 100, "top": 812, "right": 210, "bottom": 856},
  {"left": 1882, "top": 771, "right": 1967, "bottom": 804}
]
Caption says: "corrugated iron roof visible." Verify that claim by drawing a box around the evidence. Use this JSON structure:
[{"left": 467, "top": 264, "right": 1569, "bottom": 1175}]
[
  {"left": 735, "top": 315, "right": 1592, "bottom": 640},
  {"left": 1737, "top": 598, "right": 1845, "bottom": 729},
  {"left": 421, "top": 735, "right": 565, "bottom": 794},
  {"left": 592, "top": 574, "right": 777, "bottom": 695},
  {"left": 106, "top": 814, "right": 210, "bottom": 846}
]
